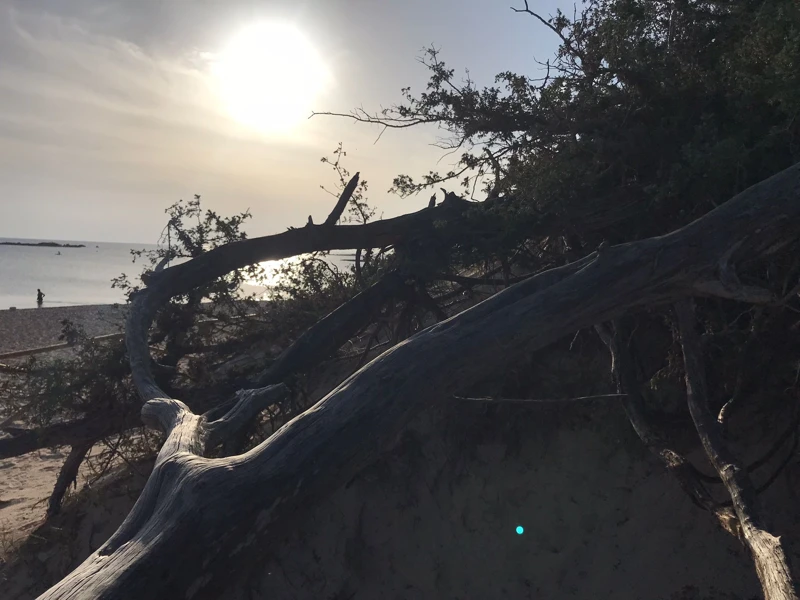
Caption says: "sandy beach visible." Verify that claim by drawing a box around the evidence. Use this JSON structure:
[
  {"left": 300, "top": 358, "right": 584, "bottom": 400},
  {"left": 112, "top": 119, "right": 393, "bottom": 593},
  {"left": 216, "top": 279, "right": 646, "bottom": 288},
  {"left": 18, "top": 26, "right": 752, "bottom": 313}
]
[{"left": 0, "top": 304, "right": 129, "bottom": 356}]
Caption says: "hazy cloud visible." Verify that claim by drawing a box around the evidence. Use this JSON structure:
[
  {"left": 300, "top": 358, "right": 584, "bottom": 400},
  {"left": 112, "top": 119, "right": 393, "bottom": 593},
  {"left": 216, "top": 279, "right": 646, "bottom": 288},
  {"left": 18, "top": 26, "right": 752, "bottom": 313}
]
[{"left": 0, "top": 0, "right": 570, "bottom": 242}]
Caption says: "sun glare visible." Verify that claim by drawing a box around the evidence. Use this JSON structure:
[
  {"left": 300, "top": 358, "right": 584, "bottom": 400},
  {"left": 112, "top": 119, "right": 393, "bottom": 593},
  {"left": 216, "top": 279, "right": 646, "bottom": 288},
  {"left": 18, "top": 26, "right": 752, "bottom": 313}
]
[{"left": 212, "top": 22, "right": 330, "bottom": 134}]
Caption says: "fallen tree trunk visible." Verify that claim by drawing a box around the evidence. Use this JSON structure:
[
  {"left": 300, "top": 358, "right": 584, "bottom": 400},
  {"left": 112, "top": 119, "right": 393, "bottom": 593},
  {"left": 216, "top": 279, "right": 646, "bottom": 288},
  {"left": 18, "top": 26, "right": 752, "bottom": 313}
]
[{"left": 38, "top": 163, "right": 800, "bottom": 599}]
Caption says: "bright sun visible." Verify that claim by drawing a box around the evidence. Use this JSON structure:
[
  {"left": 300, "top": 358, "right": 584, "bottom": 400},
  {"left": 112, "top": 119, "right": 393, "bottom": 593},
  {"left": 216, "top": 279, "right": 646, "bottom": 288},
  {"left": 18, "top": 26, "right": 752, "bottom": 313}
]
[{"left": 212, "top": 22, "right": 330, "bottom": 134}]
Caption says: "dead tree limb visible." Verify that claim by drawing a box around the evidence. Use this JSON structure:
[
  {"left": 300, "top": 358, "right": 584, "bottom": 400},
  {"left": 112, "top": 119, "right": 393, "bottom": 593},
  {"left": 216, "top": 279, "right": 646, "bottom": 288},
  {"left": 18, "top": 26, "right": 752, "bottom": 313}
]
[
  {"left": 46, "top": 440, "right": 94, "bottom": 518},
  {"left": 251, "top": 270, "right": 407, "bottom": 387},
  {"left": 0, "top": 414, "right": 135, "bottom": 460},
  {"left": 675, "top": 298, "right": 800, "bottom": 600},
  {"left": 38, "top": 162, "right": 800, "bottom": 599},
  {"left": 595, "top": 321, "right": 739, "bottom": 520},
  {"left": 323, "top": 173, "right": 360, "bottom": 226},
  {"left": 125, "top": 193, "right": 474, "bottom": 402},
  {"left": 205, "top": 385, "right": 289, "bottom": 450}
]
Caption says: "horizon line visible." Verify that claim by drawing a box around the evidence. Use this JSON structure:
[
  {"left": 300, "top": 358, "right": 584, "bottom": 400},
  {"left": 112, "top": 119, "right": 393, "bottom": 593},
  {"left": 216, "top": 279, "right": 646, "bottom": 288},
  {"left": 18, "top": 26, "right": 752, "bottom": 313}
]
[{"left": 0, "top": 235, "right": 158, "bottom": 247}]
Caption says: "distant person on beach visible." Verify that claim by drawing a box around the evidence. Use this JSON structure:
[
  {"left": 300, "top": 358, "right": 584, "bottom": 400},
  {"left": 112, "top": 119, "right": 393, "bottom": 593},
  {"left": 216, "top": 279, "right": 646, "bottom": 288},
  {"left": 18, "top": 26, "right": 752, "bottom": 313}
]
[{"left": 36, "top": 289, "right": 45, "bottom": 306}]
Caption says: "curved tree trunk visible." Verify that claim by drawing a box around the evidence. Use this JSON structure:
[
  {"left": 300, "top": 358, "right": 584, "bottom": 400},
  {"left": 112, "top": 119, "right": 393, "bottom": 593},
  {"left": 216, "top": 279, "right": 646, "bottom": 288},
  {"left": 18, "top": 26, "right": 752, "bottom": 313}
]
[{"left": 37, "top": 163, "right": 800, "bottom": 599}]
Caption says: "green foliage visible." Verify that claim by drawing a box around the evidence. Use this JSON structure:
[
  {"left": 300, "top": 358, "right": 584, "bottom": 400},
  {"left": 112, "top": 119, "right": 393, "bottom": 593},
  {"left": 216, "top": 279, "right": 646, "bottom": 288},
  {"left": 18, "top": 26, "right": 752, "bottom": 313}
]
[
  {"left": 6, "top": 323, "right": 134, "bottom": 429},
  {"left": 112, "top": 194, "right": 264, "bottom": 304},
  {"left": 364, "top": 0, "right": 800, "bottom": 251}
]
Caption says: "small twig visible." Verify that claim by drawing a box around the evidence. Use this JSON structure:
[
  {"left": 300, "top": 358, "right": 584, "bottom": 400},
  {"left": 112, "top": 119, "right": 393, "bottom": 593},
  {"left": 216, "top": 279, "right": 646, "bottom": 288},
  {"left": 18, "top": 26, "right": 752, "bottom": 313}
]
[
  {"left": 415, "top": 285, "right": 448, "bottom": 322},
  {"left": 354, "top": 327, "right": 383, "bottom": 371},
  {"left": 511, "top": 1, "right": 574, "bottom": 52},
  {"left": 87, "top": 436, "right": 123, "bottom": 485},
  {"left": 100, "top": 435, "right": 148, "bottom": 479}
]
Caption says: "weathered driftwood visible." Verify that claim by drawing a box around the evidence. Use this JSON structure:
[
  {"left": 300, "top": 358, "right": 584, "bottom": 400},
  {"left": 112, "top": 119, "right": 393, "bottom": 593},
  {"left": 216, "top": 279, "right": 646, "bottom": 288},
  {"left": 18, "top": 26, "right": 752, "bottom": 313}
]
[
  {"left": 676, "top": 299, "right": 799, "bottom": 600},
  {"left": 38, "top": 162, "right": 800, "bottom": 599}
]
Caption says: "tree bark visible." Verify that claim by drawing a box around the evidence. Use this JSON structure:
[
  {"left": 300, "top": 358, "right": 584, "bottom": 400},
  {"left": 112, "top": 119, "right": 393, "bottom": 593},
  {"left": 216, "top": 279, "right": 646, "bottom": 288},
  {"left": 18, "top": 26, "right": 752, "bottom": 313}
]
[
  {"left": 676, "top": 299, "right": 800, "bottom": 600},
  {"left": 37, "top": 162, "right": 800, "bottom": 599},
  {"left": 46, "top": 441, "right": 94, "bottom": 518},
  {"left": 0, "top": 414, "right": 135, "bottom": 460}
]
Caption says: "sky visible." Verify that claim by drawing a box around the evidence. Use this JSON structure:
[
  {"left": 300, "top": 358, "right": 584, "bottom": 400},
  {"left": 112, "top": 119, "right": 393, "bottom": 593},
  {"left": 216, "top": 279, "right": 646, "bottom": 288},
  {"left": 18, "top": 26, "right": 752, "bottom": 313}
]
[{"left": 0, "top": 0, "right": 572, "bottom": 244}]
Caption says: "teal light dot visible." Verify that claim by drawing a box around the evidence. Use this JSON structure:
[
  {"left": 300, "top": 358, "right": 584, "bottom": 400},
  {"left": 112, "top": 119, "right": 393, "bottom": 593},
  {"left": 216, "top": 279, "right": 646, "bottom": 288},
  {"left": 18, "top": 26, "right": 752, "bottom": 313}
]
[{"left": 515, "top": 525, "right": 524, "bottom": 535}]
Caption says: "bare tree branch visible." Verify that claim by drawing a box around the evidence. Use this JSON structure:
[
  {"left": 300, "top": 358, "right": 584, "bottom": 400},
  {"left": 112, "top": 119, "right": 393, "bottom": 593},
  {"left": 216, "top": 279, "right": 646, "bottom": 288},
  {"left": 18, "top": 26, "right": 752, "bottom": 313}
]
[
  {"left": 46, "top": 441, "right": 93, "bottom": 518},
  {"left": 205, "top": 385, "right": 288, "bottom": 450},
  {"left": 324, "top": 172, "right": 360, "bottom": 226},
  {"left": 0, "top": 414, "right": 136, "bottom": 460},
  {"left": 594, "top": 321, "right": 726, "bottom": 513},
  {"left": 511, "top": 1, "right": 583, "bottom": 60},
  {"left": 675, "top": 298, "right": 799, "bottom": 600},
  {"left": 692, "top": 280, "right": 777, "bottom": 304}
]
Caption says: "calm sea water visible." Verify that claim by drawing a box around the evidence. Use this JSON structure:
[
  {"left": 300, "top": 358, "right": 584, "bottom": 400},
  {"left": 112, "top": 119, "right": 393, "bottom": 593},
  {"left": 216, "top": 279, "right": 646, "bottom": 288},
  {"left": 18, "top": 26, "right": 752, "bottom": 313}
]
[
  {"left": 0, "top": 238, "right": 159, "bottom": 309},
  {"left": 0, "top": 238, "right": 354, "bottom": 310}
]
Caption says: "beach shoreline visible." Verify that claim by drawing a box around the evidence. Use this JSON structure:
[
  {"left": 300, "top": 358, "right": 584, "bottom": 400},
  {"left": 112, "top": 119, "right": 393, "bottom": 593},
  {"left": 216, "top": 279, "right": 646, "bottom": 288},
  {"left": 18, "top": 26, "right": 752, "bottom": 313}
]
[{"left": 0, "top": 304, "right": 129, "bottom": 355}]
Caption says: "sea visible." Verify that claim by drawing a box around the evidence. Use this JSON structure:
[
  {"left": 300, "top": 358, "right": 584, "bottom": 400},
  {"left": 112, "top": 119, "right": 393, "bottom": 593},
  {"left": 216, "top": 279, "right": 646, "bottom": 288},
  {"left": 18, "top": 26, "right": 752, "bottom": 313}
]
[
  {"left": 0, "top": 237, "right": 353, "bottom": 310},
  {"left": 0, "top": 238, "right": 161, "bottom": 310}
]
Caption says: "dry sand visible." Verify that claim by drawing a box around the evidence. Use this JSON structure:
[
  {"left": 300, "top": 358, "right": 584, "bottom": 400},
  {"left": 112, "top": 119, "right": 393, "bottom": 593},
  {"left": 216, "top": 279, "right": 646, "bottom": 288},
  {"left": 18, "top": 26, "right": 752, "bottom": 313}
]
[
  {"left": 0, "top": 449, "right": 91, "bottom": 551},
  {"left": 0, "top": 304, "right": 128, "bottom": 355}
]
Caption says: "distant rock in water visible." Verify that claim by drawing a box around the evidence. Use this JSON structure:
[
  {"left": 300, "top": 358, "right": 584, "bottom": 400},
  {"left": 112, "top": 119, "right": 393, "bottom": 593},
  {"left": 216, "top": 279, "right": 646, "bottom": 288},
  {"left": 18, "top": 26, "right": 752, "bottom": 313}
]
[{"left": 0, "top": 241, "right": 86, "bottom": 248}]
